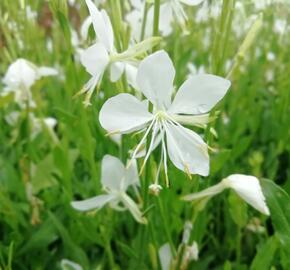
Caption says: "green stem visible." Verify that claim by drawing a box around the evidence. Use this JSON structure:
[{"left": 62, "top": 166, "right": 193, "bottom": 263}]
[
  {"left": 157, "top": 197, "right": 176, "bottom": 256},
  {"left": 140, "top": 1, "right": 149, "bottom": 41},
  {"left": 236, "top": 226, "right": 241, "bottom": 265},
  {"left": 153, "top": 0, "right": 160, "bottom": 37}
]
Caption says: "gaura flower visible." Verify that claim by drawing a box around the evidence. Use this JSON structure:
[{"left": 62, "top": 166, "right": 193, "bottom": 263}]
[
  {"left": 126, "top": 0, "right": 205, "bottom": 39},
  {"left": 79, "top": 0, "right": 160, "bottom": 106},
  {"left": 160, "top": 0, "right": 205, "bottom": 32},
  {"left": 182, "top": 174, "right": 270, "bottom": 215},
  {"left": 99, "top": 50, "right": 230, "bottom": 186},
  {"left": 2, "top": 58, "right": 58, "bottom": 107},
  {"left": 5, "top": 112, "right": 57, "bottom": 140},
  {"left": 71, "top": 155, "right": 147, "bottom": 224}
]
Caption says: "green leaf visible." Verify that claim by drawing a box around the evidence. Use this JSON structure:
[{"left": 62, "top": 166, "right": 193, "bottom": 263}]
[
  {"left": 250, "top": 235, "right": 278, "bottom": 270},
  {"left": 261, "top": 179, "right": 290, "bottom": 254}
]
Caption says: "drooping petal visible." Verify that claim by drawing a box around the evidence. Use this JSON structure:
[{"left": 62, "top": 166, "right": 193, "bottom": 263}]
[
  {"left": 123, "top": 159, "right": 140, "bottom": 190},
  {"left": 223, "top": 174, "right": 270, "bottom": 215},
  {"left": 158, "top": 243, "right": 172, "bottom": 270},
  {"left": 120, "top": 193, "right": 147, "bottom": 224},
  {"left": 71, "top": 194, "right": 114, "bottom": 211},
  {"left": 179, "top": 0, "right": 205, "bottom": 6},
  {"left": 110, "top": 61, "right": 125, "bottom": 82},
  {"left": 169, "top": 74, "right": 231, "bottom": 115},
  {"left": 80, "top": 16, "right": 92, "bottom": 41},
  {"left": 159, "top": 3, "right": 174, "bottom": 36},
  {"left": 165, "top": 122, "right": 209, "bottom": 176},
  {"left": 85, "top": 0, "right": 114, "bottom": 52},
  {"left": 182, "top": 174, "right": 270, "bottom": 216},
  {"left": 136, "top": 50, "right": 175, "bottom": 109},
  {"left": 99, "top": 93, "right": 154, "bottom": 134},
  {"left": 101, "top": 155, "right": 125, "bottom": 190},
  {"left": 182, "top": 181, "right": 225, "bottom": 201},
  {"left": 125, "top": 63, "right": 138, "bottom": 89},
  {"left": 80, "top": 42, "right": 109, "bottom": 77}
]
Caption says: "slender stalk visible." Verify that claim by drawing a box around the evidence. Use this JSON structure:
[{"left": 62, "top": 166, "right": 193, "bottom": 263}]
[
  {"left": 153, "top": 0, "right": 160, "bottom": 37},
  {"left": 156, "top": 196, "right": 176, "bottom": 256},
  {"left": 140, "top": 1, "right": 149, "bottom": 41}
]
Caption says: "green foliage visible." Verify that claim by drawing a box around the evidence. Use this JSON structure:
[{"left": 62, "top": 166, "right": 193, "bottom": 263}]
[{"left": 0, "top": 0, "right": 289, "bottom": 269}]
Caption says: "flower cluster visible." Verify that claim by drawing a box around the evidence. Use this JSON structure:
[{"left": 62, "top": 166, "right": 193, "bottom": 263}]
[{"left": 71, "top": 0, "right": 270, "bottom": 227}]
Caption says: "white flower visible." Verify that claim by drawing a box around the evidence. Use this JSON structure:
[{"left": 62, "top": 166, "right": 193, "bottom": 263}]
[
  {"left": 126, "top": 0, "right": 205, "bottom": 39},
  {"left": 79, "top": 0, "right": 160, "bottom": 106},
  {"left": 2, "top": 59, "right": 58, "bottom": 107},
  {"left": 183, "top": 174, "right": 270, "bottom": 215},
  {"left": 71, "top": 155, "right": 147, "bottom": 224},
  {"left": 158, "top": 241, "right": 199, "bottom": 270},
  {"left": 99, "top": 50, "right": 230, "bottom": 185},
  {"left": 5, "top": 112, "right": 57, "bottom": 139}
]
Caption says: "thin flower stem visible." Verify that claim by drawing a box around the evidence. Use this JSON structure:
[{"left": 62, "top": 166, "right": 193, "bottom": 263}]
[
  {"left": 156, "top": 196, "right": 177, "bottom": 256},
  {"left": 140, "top": 0, "right": 149, "bottom": 41},
  {"left": 153, "top": 0, "right": 160, "bottom": 38}
]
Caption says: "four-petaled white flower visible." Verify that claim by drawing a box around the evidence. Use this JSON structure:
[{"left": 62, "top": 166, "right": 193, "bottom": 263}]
[
  {"left": 182, "top": 174, "right": 270, "bottom": 215},
  {"left": 99, "top": 50, "right": 230, "bottom": 185},
  {"left": 79, "top": 0, "right": 160, "bottom": 106},
  {"left": 2, "top": 58, "right": 58, "bottom": 107},
  {"left": 71, "top": 155, "right": 147, "bottom": 224}
]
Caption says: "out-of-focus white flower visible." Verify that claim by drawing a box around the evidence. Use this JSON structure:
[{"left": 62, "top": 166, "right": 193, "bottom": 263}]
[
  {"left": 159, "top": 243, "right": 172, "bottom": 270},
  {"left": 127, "top": 0, "right": 205, "bottom": 38},
  {"left": 26, "top": 6, "right": 37, "bottom": 20},
  {"left": 267, "top": 52, "right": 276, "bottom": 61},
  {"left": 5, "top": 112, "right": 57, "bottom": 139},
  {"left": 183, "top": 174, "right": 270, "bottom": 215},
  {"left": 246, "top": 217, "right": 266, "bottom": 234},
  {"left": 187, "top": 63, "right": 206, "bottom": 77},
  {"left": 99, "top": 50, "right": 230, "bottom": 185},
  {"left": 159, "top": 241, "right": 199, "bottom": 270},
  {"left": 79, "top": 0, "right": 160, "bottom": 106},
  {"left": 195, "top": 1, "right": 220, "bottom": 23},
  {"left": 71, "top": 155, "right": 147, "bottom": 224},
  {"left": 2, "top": 59, "right": 58, "bottom": 107},
  {"left": 274, "top": 19, "right": 287, "bottom": 35},
  {"left": 60, "top": 259, "right": 83, "bottom": 270}
]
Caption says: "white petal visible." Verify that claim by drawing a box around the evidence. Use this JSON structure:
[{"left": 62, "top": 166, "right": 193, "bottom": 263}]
[
  {"left": 165, "top": 122, "right": 209, "bottom": 176},
  {"left": 125, "top": 63, "right": 138, "bottom": 89},
  {"left": 121, "top": 193, "right": 147, "bottom": 224},
  {"left": 179, "top": 0, "right": 205, "bottom": 6},
  {"left": 3, "top": 59, "right": 37, "bottom": 90},
  {"left": 158, "top": 243, "right": 172, "bottom": 270},
  {"left": 85, "top": 0, "right": 114, "bottom": 51},
  {"left": 169, "top": 74, "right": 231, "bottom": 115},
  {"left": 80, "top": 16, "right": 92, "bottom": 41},
  {"left": 80, "top": 42, "right": 109, "bottom": 77},
  {"left": 71, "top": 194, "right": 114, "bottom": 211},
  {"left": 99, "top": 93, "right": 153, "bottom": 134},
  {"left": 159, "top": 3, "right": 174, "bottom": 36},
  {"left": 110, "top": 62, "right": 125, "bottom": 82},
  {"left": 137, "top": 50, "right": 175, "bottom": 109},
  {"left": 223, "top": 174, "right": 270, "bottom": 215},
  {"left": 124, "top": 159, "right": 140, "bottom": 190},
  {"left": 43, "top": 117, "right": 57, "bottom": 129},
  {"left": 101, "top": 155, "right": 125, "bottom": 190}
]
